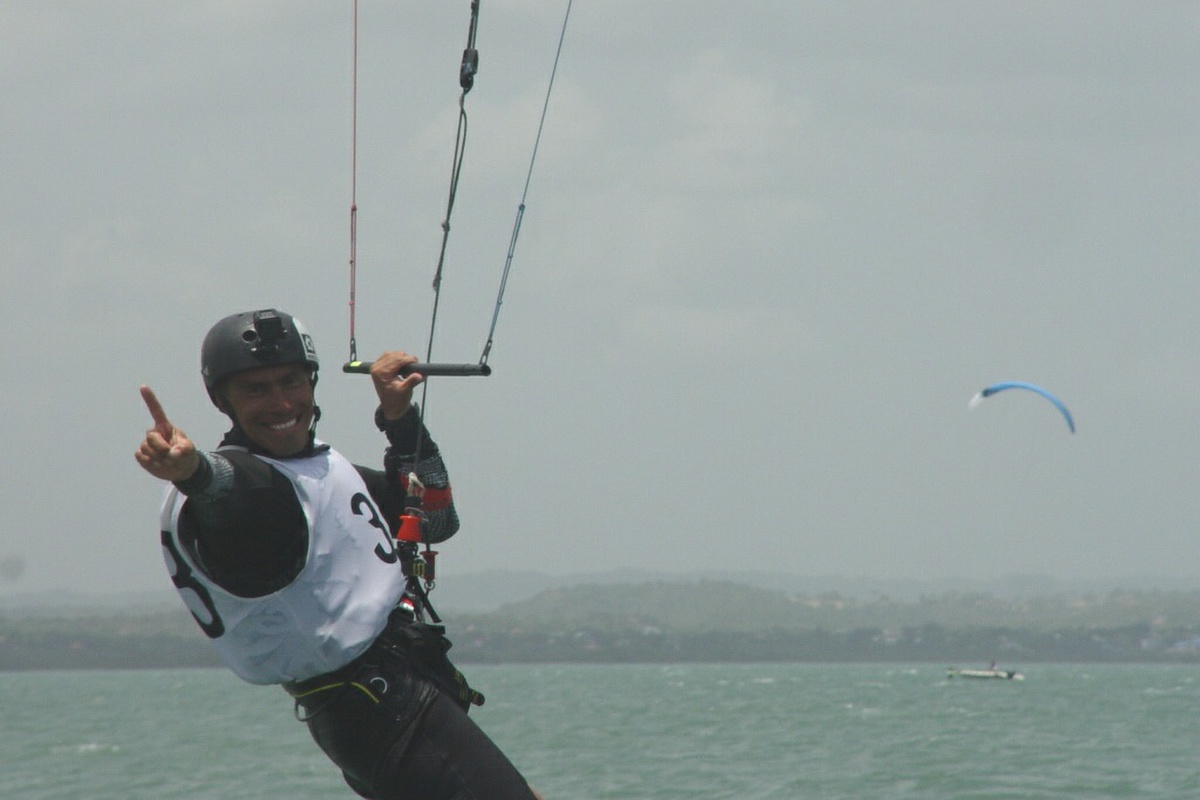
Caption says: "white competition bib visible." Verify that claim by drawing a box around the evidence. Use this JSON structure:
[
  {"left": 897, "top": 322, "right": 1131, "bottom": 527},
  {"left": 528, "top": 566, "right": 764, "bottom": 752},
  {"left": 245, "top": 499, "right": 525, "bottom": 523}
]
[{"left": 160, "top": 444, "right": 405, "bottom": 684}]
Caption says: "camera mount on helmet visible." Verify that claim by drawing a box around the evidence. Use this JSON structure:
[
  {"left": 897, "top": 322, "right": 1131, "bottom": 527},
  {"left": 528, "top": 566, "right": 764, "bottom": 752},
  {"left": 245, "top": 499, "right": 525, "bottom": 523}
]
[{"left": 201, "top": 308, "right": 319, "bottom": 407}]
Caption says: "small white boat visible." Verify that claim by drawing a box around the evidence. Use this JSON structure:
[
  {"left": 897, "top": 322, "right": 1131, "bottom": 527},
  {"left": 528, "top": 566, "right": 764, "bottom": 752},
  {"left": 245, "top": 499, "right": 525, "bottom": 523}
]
[{"left": 946, "top": 666, "right": 1024, "bottom": 681}]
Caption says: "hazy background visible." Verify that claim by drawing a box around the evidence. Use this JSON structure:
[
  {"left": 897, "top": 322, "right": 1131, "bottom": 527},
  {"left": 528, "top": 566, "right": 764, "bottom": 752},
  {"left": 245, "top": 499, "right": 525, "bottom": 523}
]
[{"left": 3, "top": 2, "right": 1198, "bottom": 604}]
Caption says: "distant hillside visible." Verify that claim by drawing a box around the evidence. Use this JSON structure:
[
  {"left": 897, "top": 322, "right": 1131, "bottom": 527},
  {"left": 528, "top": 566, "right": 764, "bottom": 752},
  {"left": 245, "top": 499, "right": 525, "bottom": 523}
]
[
  {"left": 0, "top": 607, "right": 221, "bottom": 671},
  {"left": 430, "top": 569, "right": 1200, "bottom": 614},
  {"left": 5, "top": 579, "right": 1199, "bottom": 669},
  {"left": 4, "top": 571, "right": 1199, "bottom": 616},
  {"left": 445, "top": 580, "right": 1200, "bottom": 664},
  {"left": 462, "top": 579, "right": 1200, "bottom": 634}
]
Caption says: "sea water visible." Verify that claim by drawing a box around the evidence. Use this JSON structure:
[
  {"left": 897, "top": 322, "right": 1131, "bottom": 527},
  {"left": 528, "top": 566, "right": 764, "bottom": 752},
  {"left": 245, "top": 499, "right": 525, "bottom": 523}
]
[{"left": 2, "top": 663, "right": 1198, "bottom": 799}]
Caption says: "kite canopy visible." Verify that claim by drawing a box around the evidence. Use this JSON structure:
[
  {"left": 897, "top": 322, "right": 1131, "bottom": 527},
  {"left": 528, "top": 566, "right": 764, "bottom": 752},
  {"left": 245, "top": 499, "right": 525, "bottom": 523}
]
[{"left": 969, "top": 381, "right": 1075, "bottom": 433}]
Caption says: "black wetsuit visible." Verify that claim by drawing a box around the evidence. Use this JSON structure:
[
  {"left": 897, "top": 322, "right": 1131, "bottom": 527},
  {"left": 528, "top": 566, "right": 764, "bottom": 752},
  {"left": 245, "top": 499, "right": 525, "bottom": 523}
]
[{"left": 172, "top": 406, "right": 537, "bottom": 800}]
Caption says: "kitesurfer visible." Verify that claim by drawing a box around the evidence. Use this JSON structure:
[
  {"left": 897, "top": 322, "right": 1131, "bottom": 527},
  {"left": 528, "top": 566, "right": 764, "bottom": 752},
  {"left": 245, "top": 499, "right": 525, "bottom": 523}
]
[{"left": 135, "top": 309, "right": 541, "bottom": 800}]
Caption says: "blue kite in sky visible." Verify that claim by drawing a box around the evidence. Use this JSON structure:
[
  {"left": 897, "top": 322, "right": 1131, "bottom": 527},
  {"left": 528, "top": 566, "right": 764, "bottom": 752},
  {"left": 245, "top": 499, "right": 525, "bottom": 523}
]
[{"left": 969, "top": 381, "right": 1076, "bottom": 433}]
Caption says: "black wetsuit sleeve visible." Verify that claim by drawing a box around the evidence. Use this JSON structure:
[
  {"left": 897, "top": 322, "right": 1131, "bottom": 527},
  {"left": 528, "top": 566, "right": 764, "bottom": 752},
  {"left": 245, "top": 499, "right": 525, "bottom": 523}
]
[
  {"left": 174, "top": 450, "right": 308, "bottom": 598},
  {"left": 365, "top": 405, "right": 460, "bottom": 544}
]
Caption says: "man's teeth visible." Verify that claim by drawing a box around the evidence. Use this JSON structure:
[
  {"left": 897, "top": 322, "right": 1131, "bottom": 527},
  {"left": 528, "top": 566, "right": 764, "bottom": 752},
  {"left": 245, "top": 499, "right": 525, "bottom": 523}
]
[{"left": 268, "top": 418, "right": 298, "bottom": 431}]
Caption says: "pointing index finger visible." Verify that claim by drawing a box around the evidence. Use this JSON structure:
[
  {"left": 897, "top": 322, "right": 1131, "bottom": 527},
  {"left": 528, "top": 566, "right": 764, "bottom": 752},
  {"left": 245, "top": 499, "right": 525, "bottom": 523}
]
[{"left": 140, "top": 385, "right": 172, "bottom": 432}]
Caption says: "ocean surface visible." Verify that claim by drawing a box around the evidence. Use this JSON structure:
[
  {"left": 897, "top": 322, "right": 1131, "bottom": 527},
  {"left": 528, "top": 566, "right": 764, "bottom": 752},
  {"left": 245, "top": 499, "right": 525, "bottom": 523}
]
[{"left": 2, "top": 663, "right": 1198, "bottom": 799}]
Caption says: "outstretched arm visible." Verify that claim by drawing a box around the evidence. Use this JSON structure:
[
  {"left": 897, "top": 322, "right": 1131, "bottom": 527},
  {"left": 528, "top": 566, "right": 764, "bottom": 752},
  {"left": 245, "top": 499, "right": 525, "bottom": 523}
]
[{"left": 137, "top": 385, "right": 308, "bottom": 597}]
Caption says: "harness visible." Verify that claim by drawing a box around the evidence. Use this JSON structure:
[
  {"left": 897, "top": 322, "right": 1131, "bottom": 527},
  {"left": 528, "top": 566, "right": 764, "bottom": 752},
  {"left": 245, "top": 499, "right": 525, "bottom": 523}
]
[{"left": 285, "top": 606, "right": 484, "bottom": 724}]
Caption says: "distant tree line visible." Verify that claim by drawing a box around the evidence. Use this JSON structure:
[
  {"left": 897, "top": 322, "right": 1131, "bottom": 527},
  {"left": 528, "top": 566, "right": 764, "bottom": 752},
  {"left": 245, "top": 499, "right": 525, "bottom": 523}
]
[
  {"left": 0, "top": 611, "right": 222, "bottom": 671},
  {"left": 4, "top": 581, "right": 1200, "bottom": 670},
  {"left": 448, "top": 620, "right": 1199, "bottom": 664}
]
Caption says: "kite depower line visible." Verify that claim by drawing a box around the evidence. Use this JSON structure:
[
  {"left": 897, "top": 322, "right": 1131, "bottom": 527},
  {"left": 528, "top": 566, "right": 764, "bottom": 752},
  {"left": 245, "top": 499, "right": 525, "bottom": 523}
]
[{"left": 342, "top": 0, "right": 574, "bottom": 380}]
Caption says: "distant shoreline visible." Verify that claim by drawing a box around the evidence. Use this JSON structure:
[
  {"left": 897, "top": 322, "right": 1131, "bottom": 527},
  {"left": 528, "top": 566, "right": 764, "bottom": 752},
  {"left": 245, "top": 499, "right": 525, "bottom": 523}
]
[
  {"left": 6, "top": 570, "right": 1200, "bottom": 616},
  {"left": 9, "top": 579, "right": 1200, "bottom": 670}
]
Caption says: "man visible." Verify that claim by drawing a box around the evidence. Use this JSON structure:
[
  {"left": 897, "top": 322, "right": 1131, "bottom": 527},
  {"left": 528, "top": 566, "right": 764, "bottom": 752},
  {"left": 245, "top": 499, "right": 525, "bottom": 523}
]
[{"left": 135, "top": 309, "right": 540, "bottom": 800}]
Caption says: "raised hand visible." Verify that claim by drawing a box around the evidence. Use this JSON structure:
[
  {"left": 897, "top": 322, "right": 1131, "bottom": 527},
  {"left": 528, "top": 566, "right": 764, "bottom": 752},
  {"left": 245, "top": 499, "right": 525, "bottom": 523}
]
[
  {"left": 135, "top": 385, "right": 200, "bottom": 482},
  {"left": 369, "top": 351, "right": 426, "bottom": 420}
]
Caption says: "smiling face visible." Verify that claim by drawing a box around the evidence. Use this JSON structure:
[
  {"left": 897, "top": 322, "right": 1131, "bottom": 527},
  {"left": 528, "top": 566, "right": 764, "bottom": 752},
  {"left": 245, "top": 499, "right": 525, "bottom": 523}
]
[{"left": 219, "top": 364, "right": 316, "bottom": 457}]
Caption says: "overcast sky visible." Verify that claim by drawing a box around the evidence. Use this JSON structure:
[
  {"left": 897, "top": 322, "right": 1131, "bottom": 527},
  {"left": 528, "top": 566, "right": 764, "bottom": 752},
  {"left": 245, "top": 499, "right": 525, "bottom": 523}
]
[{"left": 3, "top": 2, "right": 1199, "bottom": 602}]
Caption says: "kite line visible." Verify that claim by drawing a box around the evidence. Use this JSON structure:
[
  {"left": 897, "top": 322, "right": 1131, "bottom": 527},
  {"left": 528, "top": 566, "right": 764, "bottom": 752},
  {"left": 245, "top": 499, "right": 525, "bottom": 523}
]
[{"left": 342, "top": 0, "right": 573, "bottom": 379}]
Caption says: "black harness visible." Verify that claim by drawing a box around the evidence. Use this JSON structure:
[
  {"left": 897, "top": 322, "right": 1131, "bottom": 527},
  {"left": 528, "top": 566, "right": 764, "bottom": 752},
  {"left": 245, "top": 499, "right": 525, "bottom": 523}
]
[{"left": 284, "top": 606, "right": 484, "bottom": 724}]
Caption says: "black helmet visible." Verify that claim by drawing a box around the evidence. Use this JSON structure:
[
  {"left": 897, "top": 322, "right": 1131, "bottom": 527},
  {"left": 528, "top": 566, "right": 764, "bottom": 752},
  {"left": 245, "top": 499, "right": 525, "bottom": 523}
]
[{"left": 201, "top": 309, "right": 319, "bottom": 406}]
